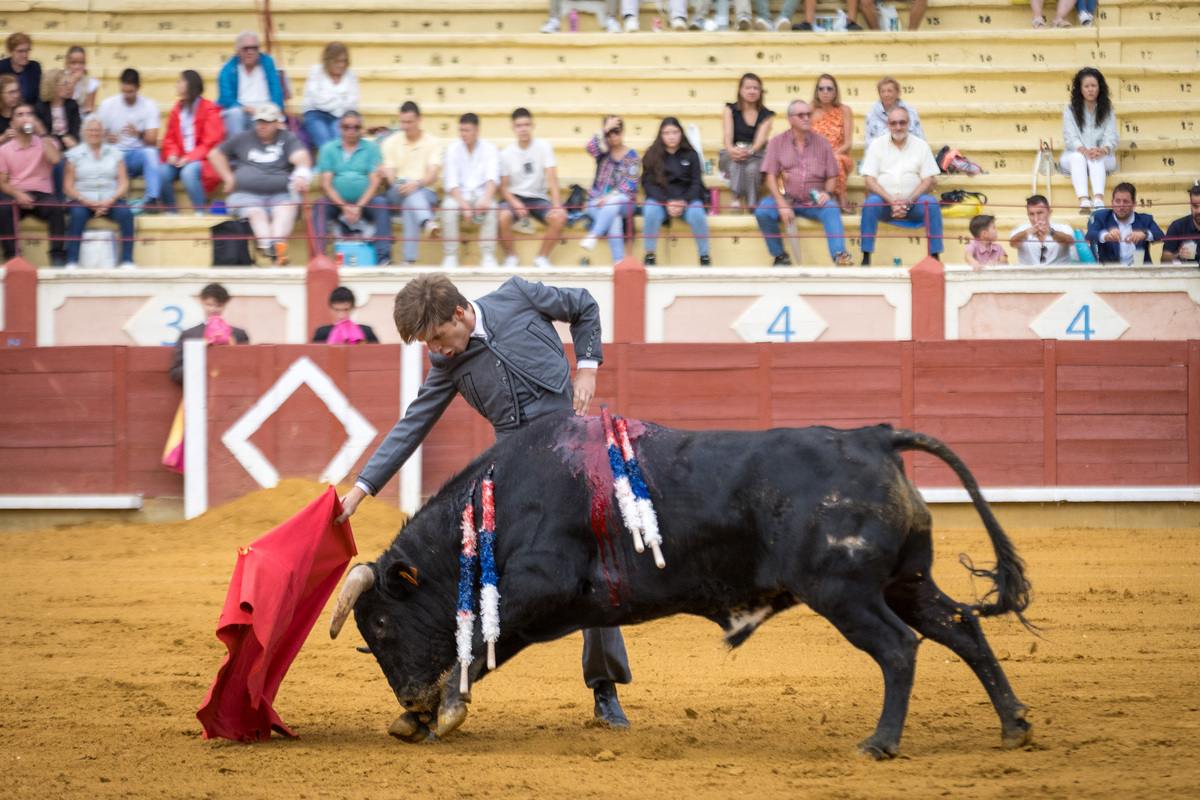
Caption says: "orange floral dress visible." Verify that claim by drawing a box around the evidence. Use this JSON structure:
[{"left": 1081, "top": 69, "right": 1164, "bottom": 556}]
[{"left": 811, "top": 104, "right": 853, "bottom": 203}]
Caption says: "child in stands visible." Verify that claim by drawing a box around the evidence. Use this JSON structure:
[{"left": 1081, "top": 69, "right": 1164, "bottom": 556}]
[{"left": 964, "top": 214, "right": 1007, "bottom": 271}]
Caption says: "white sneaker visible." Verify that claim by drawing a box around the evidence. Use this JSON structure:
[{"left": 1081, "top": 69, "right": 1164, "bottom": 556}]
[
  {"left": 753, "top": 16, "right": 771, "bottom": 30},
  {"left": 735, "top": 15, "right": 751, "bottom": 30},
  {"left": 623, "top": 14, "right": 639, "bottom": 32},
  {"left": 670, "top": 16, "right": 687, "bottom": 30},
  {"left": 579, "top": 234, "right": 599, "bottom": 251},
  {"left": 604, "top": 16, "right": 622, "bottom": 33},
  {"left": 689, "top": 16, "right": 705, "bottom": 30},
  {"left": 532, "top": 255, "right": 552, "bottom": 269},
  {"left": 64, "top": 261, "right": 79, "bottom": 270},
  {"left": 774, "top": 16, "right": 792, "bottom": 31},
  {"left": 1078, "top": 9, "right": 1092, "bottom": 26},
  {"left": 118, "top": 261, "right": 137, "bottom": 270},
  {"left": 502, "top": 254, "right": 520, "bottom": 269},
  {"left": 440, "top": 255, "right": 459, "bottom": 269},
  {"left": 423, "top": 218, "right": 440, "bottom": 238},
  {"left": 539, "top": 17, "right": 561, "bottom": 33},
  {"left": 480, "top": 254, "right": 500, "bottom": 270}
]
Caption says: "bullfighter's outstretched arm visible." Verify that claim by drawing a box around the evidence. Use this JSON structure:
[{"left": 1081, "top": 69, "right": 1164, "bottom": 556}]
[{"left": 337, "top": 363, "right": 458, "bottom": 522}]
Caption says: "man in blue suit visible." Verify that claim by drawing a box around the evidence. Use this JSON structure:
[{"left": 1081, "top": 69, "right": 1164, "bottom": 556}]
[
  {"left": 336, "top": 273, "right": 633, "bottom": 728},
  {"left": 1085, "top": 183, "right": 1164, "bottom": 265}
]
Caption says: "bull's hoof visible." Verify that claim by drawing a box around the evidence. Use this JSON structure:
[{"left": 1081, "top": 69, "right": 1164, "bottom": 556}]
[
  {"left": 388, "top": 711, "right": 434, "bottom": 743},
  {"left": 433, "top": 702, "right": 469, "bottom": 738},
  {"left": 1001, "top": 719, "right": 1033, "bottom": 750},
  {"left": 856, "top": 735, "right": 899, "bottom": 760}
]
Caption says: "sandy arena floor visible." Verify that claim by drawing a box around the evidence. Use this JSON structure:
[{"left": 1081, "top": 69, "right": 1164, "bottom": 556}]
[{"left": 1, "top": 480, "right": 1197, "bottom": 799}]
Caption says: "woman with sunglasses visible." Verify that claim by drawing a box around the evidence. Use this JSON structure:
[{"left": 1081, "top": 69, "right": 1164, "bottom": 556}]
[
  {"left": 810, "top": 73, "right": 854, "bottom": 211},
  {"left": 579, "top": 115, "right": 640, "bottom": 261}
]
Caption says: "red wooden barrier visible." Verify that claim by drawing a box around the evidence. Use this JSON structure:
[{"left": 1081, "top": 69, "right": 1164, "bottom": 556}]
[{"left": 2, "top": 341, "right": 1197, "bottom": 508}]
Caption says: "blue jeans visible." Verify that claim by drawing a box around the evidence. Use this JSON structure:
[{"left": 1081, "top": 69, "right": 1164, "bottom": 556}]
[
  {"left": 860, "top": 193, "right": 943, "bottom": 255},
  {"left": 585, "top": 193, "right": 632, "bottom": 261},
  {"left": 642, "top": 199, "right": 710, "bottom": 256},
  {"left": 159, "top": 161, "right": 207, "bottom": 212},
  {"left": 304, "top": 110, "right": 340, "bottom": 150},
  {"left": 221, "top": 107, "right": 251, "bottom": 137},
  {"left": 66, "top": 201, "right": 135, "bottom": 263},
  {"left": 755, "top": 197, "right": 846, "bottom": 261},
  {"left": 1076, "top": 0, "right": 1096, "bottom": 13},
  {"left": 314, "top": 196, "right": 393, "bottom": 261},
  {"left": 123, "top": 147, "right": 161, "bottom": 200},
  {"left": 384, "top": 185, "right": 438, "bottom": 263}
]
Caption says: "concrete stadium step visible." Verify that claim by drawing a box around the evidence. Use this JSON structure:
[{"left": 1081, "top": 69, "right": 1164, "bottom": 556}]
[
  {"left": 20, "top": 198, "right": 1185, "bottom": 271},
  {"left": 38, "top": 0, "right": 1193, "bottom": 36},
  {"left": 52, "top": 26, "right": 1199, "bottom": 77}
]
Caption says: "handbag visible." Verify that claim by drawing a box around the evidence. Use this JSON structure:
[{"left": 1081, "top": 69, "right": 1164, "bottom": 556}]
[
  {"left": 565, "top": 183, "right": 589, "bottom": 225},
  {"left": 211, "top": 219, "right": 255, "bottom": 266},
  {"left": 935, "top": 146, "right": 984, "bottom": 175},
  {"left": 940, "top": 190, "right": 987, "bottom": 218},
  {"left": 1033, "top": 138, "right": 1057, "bottom": 204}
]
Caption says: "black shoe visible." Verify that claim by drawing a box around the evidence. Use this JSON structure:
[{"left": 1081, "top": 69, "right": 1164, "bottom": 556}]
[
  {"left": 846, "top": 21, "right": 863, "bottom": 30},
  {"left": 795, "top": 21, "right": 813, "bottom": 30},
  {"left": 643, "top": 252, "right": 656, "bottom": 266},
  {"left": 142, "top": 198, "right": 162, "bottom": 215},
  {"left": 49, "top": 254, "right": 67, "bottom": 267},
  {"left": 772, "top": 252, "right": 792, "bottom": 266},
  {"left": 593, "top": 682, "right": 630, "bottom": 728},
  {"left": 699, "top": 255, "right": 711, "bottom": 267},
  {"left": 861, "top": 252, "right": 872, "bottom": 266}
]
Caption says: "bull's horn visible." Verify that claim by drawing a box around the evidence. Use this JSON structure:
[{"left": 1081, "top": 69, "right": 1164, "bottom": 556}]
[{"left": 330, "top": 564, "right": 375, "bottom": 639}]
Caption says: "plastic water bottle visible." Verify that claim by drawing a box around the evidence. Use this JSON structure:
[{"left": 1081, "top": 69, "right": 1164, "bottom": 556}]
[
  {"left": 809, "top": 190, "right": 821, "bottom": 204},
  {"left": 568, "top": 9, "right": 578, "bottom": 31}
]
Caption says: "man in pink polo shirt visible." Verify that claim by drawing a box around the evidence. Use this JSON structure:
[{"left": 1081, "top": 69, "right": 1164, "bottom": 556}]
[{"left": 0, "top": 101, "right": 65, "bottom": 265}]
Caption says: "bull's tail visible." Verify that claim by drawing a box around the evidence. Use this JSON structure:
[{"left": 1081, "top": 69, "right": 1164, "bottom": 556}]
[{"left": 892, "top": 430, "right": 1033, "bottom": 628}]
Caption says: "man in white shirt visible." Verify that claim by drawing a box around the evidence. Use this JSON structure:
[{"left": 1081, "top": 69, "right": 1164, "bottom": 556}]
[
  {"left": 859, "top": 106, "right": 943, "bottom": 265},
  {"left": 441, "top": 112, "right": 499, "bottom": 269},
  {"left": 498, "top": 108, "right": 565, "bottom": 270},
  {"left": 96, "top": 68, "right": 161, "bottom": 211},
  {"left": 1009, "top": 195, "right": 1076, "bottom": 266}
]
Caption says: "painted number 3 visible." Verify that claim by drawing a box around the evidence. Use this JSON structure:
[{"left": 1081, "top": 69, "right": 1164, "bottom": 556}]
[
  {"left": 768, "top": 306, "right": 796, "bottom": 342},
  {"left": 1066, "top": 305, "right": 1095, "bottom": 340},
  {"left": 161, "top": 304, "right": 184, "bottom": 346}
]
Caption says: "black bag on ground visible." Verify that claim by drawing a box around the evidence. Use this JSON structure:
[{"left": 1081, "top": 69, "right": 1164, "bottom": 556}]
[{"left": 211, "top": 219, "right": 254, "bottom": 266}]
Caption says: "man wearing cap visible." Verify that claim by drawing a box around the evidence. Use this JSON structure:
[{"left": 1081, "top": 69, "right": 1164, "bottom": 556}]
[
  {"left": 208, "top": 103, "right": 311, "bottom": 265},
  {"left": 217, "top": 31, "right": 285, "bottom": 138}
]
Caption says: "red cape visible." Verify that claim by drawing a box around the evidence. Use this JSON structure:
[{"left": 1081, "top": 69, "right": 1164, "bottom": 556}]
[{"left": 196, "top": 486, "right": 357, "bottom": 741}]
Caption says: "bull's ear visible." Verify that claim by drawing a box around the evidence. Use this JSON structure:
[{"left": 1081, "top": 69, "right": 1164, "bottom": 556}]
[{"left": 383, "top": 560, "right": 419, "bottom": 597}]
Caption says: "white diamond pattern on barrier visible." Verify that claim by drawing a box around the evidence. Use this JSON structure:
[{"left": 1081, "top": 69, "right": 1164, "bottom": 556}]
[
  {"left": 221, "top": 356, "right": 378, "bottom": 488},
  {"left": 1030, "top": 289, "right": 1129, "bottom": 341},
  {"left": 732, "top": 294, "right": 828, "bottom": 343}
]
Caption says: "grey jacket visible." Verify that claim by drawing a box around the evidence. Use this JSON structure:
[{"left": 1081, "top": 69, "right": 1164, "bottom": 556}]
[{"left": 356, "top": 276, "right": 603, "bottom": 495}]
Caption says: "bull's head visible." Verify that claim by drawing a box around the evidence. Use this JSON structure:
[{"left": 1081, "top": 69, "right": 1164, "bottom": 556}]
[{"left": 330, "top": 559, "right": 467, "bottom": 740}]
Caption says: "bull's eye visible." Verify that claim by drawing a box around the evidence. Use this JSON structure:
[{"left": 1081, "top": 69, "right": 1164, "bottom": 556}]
[{"left": 372, "top": 614, "right": 391, "bottom": 639}]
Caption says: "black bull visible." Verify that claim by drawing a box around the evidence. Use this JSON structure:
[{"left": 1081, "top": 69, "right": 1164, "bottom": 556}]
[{"left": 330, "top": 416, "right": 1033, "bottom": 758}]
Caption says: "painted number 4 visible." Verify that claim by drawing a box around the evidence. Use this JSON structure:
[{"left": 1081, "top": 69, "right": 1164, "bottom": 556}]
[
  {"left": 768, "top": 306, "right": 795, "bottom": 342},
  {"left": 1066, "top": 305, "right": 1095, "bottom": 340}
]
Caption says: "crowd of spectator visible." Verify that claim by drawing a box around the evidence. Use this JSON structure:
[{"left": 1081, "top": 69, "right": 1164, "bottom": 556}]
[{"left": 1, "top": 20, "right": 1197, "bottom": 271}]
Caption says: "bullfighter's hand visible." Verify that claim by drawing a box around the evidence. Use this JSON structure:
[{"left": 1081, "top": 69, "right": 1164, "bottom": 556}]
[
  {"left": 572, "top": 368, "right": 597, "bottom": 416},
  {"left": 335, "top": 485, "right": 368, "bottom": 525}
]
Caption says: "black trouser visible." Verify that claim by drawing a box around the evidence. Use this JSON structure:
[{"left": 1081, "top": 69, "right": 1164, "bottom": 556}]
[{"left": 0, "top": 191, "right": 66, "bottom": 260}]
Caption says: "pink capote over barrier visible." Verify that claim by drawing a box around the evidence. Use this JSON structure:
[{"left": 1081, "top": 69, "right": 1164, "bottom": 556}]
[{"left": 196, "top": 486, "right": 357, "bottom": 741}]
